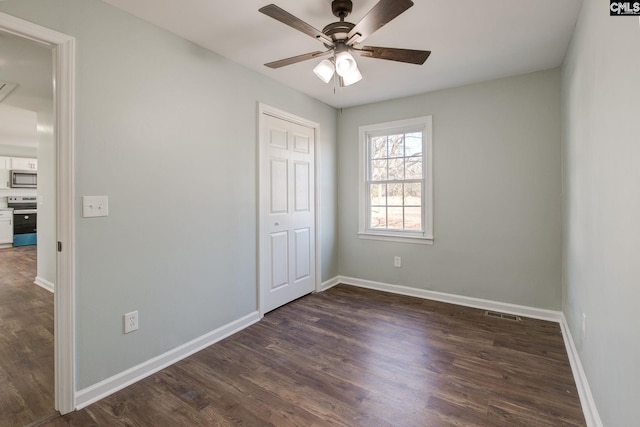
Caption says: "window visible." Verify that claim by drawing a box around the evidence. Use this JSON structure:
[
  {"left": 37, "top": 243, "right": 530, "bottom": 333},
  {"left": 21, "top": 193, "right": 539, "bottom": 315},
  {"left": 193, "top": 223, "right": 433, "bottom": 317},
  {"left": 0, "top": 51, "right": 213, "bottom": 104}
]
[{"left": 358, "top": 116, "right": 433, "bottom": 244}]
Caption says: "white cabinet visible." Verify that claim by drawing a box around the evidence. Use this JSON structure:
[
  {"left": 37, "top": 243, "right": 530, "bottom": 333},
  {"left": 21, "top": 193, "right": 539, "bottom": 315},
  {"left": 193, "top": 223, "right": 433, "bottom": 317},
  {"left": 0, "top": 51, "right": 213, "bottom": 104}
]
[
  {"left": 0, "top": 156, "right": 11, "bottom": 189},
  {"left": 0, "top": 210, "right": 13, "bottom": 247},
  {"left": 0, "top": 157, "right": 37, "bottom": 188},
  {"left": 11, "top": 157, "right": 38, "bottom": 171}
]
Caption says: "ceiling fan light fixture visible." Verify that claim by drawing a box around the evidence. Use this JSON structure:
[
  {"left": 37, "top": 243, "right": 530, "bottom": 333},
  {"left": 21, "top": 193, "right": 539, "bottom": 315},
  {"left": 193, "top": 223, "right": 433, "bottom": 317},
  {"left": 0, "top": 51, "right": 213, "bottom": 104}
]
[
  {"left": 313, "top": 59, "right": 335, "bottom": 83},
  {"left": 341, "top": 67, "right": 363, "bottom": 86},
  {"left": 335, "top": 51, "right": 357, "bottom": 77},
  {"left": 260, "top": 1, "right": 431, "bottom": 91}
]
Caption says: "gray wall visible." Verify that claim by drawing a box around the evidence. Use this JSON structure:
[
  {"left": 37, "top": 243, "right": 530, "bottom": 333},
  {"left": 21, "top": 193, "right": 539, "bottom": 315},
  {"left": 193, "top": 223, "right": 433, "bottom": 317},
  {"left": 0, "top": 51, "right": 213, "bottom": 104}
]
[
  {"left": 562, "top": 0, "right": 640, "bottom": 425},
  {"left": 338, "top": 69, "right": 562, "bottom": 309},
  {"left": 0, "top": 0, "right": 337, "bottom": 389}
]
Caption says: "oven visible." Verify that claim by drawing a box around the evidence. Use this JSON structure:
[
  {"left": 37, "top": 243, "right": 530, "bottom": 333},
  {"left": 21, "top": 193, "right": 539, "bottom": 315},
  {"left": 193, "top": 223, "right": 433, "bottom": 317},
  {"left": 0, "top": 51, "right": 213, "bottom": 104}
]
[{"left": 7, "top": 196, "right": 37, "bottom": 246}]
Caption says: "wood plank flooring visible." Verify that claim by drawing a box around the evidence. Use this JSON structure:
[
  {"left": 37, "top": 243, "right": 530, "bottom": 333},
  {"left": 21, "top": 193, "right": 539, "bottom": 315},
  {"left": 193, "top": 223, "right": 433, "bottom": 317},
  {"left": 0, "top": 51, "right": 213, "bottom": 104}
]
[
  {"left": 0, "top": 245, "right": 56, "bottom": 427},
  {"left": 42, "top": 285, "right": 585, "bottom": 426}
]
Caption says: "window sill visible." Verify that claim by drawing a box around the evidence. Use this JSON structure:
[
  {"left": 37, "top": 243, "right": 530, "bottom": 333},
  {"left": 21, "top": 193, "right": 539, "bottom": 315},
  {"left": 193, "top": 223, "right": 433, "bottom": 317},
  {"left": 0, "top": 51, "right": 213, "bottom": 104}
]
[{"left": 357, "top": 232, "right": 434, "bottom": 245}]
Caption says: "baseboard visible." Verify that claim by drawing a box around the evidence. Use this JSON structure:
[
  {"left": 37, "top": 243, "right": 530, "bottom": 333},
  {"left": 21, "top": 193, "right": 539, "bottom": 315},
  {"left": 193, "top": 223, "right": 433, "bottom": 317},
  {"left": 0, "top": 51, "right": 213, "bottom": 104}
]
[
  {"left": 337, "top": 276, "right": 563, "bottom": 322},
  {"left": 319, "top": 276, "right": 340, "bottom": 292},
  {"left": 559, "top": 314, "right": 603, "bottom": 427},
  {"left": 34, "top": 276, "right": 54, "bottom": 293},
  {"left": 75, "top": 311, "right": 262, "bottom": 410},
  {"left": 332, "top": 275, "right": 600, "bottom": 426}
]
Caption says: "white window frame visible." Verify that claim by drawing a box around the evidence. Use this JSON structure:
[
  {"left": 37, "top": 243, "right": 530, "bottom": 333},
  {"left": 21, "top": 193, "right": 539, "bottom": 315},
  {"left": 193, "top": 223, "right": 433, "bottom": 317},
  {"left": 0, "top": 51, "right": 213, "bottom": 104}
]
[{"left": 358, "top": 116, "right": 433, "bottom": 244}]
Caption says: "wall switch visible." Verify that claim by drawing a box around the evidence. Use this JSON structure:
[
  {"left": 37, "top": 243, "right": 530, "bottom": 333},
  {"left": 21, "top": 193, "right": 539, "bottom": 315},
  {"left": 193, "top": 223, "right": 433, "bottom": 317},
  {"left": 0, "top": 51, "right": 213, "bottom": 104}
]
[
  {"left": 394, "top": 256, "right": 402, "bottom": 268},
  {"left": 82, "top": 196, "right": 109, "bottom": 218},
  {"left": 124, "top": 311, "right": 138, "bottom": 334}
]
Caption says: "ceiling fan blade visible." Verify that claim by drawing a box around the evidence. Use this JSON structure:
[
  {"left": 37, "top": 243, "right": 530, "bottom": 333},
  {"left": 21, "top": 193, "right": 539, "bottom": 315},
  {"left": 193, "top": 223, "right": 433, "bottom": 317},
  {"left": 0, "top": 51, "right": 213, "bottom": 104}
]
[
  {"left": 265, "top": 50, "right": 332, "bottom": 69},
  {"left": 259, "top": 4, "right": 334, "bottom": 46},
  {"left": 347, "top": 0, "right": 414, "bottom": 44},
  {"left": 357, "top": 46, "right": 431, "bottom": 65}
]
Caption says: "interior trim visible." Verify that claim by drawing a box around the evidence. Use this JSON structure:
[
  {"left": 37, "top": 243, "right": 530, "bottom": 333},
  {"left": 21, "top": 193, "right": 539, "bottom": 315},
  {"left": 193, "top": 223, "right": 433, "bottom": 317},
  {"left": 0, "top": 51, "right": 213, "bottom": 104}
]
[
  {"left": 335, "top": 275, "right": 562, "bottom": 321},
  {"left": 34, "top": 276, "right": 55, "bottom": 293},
  {"left": 0, "top": 11, "right": 76, "bottom": 415},
  {"left": 320, "top": 276, "right": 341, "bottom": 292},
  {"left": 322, "top": 275, "right": 602, "bottom": 426},
  {"left": 75, "top": 311, "right": 261, "bottom": 410},
  {"left": 559, "top": 315, "right": 603, "bottom": 427},
  {"left": 256, "top": 102, "right": 321, "bottom": 316}
]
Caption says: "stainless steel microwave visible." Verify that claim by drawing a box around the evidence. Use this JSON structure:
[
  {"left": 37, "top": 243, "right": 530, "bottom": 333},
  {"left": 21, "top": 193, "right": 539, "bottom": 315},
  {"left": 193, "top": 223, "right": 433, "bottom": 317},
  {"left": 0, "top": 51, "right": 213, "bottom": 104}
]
[{"left": 10, "top": 170, "right": 37, "bottom": 188}]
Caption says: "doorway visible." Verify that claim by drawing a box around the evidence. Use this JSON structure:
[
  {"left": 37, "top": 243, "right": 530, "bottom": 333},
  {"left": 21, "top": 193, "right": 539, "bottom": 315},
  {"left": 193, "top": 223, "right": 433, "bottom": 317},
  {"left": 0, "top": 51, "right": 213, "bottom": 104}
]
[
  {"left": 258, "top": 104, "right": 319, "bottom": 314},
  {"left": 0, "top": 11, "right": 76, "bottom": 416}
]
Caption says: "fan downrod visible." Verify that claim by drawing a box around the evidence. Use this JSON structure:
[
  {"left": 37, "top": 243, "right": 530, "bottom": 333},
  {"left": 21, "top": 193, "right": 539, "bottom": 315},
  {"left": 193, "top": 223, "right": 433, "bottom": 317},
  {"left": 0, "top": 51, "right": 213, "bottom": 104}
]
[{"left": 332, "top": 0, "right": 353, "bottom": 20}]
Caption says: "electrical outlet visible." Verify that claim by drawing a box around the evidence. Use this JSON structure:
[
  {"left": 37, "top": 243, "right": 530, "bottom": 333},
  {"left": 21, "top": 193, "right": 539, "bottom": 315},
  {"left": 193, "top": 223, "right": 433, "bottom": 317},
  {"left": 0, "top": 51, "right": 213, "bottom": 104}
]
[
  {"left": 124, "top": 311, "right": 138, "bottom": 334},
  {"left": 394, "top": 256, "right": 401, "bottom": 268}
]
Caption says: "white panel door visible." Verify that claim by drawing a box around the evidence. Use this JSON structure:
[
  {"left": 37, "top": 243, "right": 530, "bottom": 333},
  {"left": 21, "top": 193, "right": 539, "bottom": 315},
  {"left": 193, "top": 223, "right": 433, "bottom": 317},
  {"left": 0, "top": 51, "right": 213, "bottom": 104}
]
[{"left": 259, "top": 112, "right": 315, "bottom": 313}]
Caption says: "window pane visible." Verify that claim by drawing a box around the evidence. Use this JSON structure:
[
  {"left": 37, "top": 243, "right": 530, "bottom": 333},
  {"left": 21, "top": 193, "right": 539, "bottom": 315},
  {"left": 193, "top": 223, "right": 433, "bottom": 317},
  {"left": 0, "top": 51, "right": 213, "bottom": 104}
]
[
  {"left": 388, "top": 158, "right": 404, "bottom": 180},
  {"left": 370, "top": 207, "right": 386, "bottom": 229},
  {"left": 405, "top": 207, "right": 422, "bottom": 230},
  {"left": 371, "top": 136, "right": 387, "bottom": 159},
  {"left": 405, "top": 132, "right": 422, "bottom": 156},
  {"left": 387, "top": 134, "right": 404, "bottom": 158},
  {"left": 371, "top": 160, "right": 387, "bottom": 181},
  {"left": 406, "top": 157, "right": 422, "bottom": 179},
  {"left": 388, "top": 207, "right": 403, "bottom": 230},
  {"left": 369, "top": 183, "right": 386, "bottom": 206},
  {"left": 387, "top": 183, "right": 403, "bottom": 206},
  {"left": 404, "top": 182, "right": 422, "bottom": 206},
  {"left": 361, "top": 118, "right": 430, "bottom": 238}
]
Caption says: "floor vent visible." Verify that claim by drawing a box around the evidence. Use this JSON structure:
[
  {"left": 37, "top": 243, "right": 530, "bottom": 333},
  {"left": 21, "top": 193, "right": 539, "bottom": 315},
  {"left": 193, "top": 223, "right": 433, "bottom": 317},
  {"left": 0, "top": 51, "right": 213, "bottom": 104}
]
[{"left": 485, "top": 311, "right": 522, "bottom": 321}]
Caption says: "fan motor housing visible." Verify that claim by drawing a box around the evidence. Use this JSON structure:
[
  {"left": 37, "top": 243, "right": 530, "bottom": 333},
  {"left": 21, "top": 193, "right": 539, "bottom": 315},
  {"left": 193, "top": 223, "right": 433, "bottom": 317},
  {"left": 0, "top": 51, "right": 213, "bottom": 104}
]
[
  {"left": 332, "top": 0, "right": 353, "bottom": 18},
  {"left": 322, "top": 21, "right": 355, "bottom": 48}
]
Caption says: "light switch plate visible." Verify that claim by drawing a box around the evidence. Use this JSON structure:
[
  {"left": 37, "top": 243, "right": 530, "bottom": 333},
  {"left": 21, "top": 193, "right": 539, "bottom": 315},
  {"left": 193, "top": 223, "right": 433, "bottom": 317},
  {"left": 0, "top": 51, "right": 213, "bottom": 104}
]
[{"left": 82, "top": 196, "right": 109, "bottom": 218}]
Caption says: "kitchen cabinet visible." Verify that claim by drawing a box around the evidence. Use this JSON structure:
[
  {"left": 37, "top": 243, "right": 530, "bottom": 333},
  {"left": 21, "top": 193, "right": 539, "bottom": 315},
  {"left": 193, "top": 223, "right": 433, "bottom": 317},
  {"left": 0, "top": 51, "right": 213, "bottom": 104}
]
[
  {"left": 0, "top": 157, "right": 37, "bottom": 189},
  {"left": 0, "top": 210, "right": 13, "bottom": 248},
  {"left": 11, "top": 157, "right": 38, "bottom": 171},
  {"left": 0, "top": 156, "right": 11, "bottom": 189}
]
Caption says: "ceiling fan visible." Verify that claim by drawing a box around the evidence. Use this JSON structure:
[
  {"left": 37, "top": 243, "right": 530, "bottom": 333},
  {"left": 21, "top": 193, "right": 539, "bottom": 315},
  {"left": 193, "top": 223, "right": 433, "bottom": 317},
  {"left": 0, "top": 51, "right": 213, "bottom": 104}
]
[{"left": 259, "top": 0, "right": 431, "bottom": 86}]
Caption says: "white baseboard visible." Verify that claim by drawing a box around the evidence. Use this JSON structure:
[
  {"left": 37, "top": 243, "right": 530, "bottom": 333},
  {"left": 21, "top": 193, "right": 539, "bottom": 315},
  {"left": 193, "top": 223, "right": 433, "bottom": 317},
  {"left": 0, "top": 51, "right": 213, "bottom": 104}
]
[
  {"left": 323, "top": 275, "right": 601, "bottom": 426},
  {"left": 559, "top": 315, "right": 603, "bottom": 427},
  {"left": 336, "top": 275, "right": 563, "bottom": 322},
  {"left": 34, "top": 276, "right": 55, "bottom": 293},
  {"left": 319, "top": 276, "right": 340, "bottom": 292},
  {"left": 75, "top": 311, "right": 262, "bottom": 410}
]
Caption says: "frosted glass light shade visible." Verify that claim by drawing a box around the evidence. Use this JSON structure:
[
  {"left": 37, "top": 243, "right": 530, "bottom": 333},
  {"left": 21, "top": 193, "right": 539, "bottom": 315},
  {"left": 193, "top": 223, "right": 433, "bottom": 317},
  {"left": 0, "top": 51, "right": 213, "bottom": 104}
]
[
  {"left": 342, "top": 67, "right": 363, "bottom": 86},
  {"left": 335, "top": 51, "right": 357, "bottom": 77},
  {"left": 313, "top": 59, "right": 335, "bottom": 83}
]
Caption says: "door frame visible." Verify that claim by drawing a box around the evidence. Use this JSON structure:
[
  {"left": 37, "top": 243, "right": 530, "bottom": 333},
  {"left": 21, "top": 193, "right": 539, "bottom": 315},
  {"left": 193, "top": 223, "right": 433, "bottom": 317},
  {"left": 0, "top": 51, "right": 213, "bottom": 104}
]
[
  {"left": 257, "top": 103, "right": 320, "bottom": 316},
  {"left": 0, "top": 12, "right": 76, "bottom": 414}
]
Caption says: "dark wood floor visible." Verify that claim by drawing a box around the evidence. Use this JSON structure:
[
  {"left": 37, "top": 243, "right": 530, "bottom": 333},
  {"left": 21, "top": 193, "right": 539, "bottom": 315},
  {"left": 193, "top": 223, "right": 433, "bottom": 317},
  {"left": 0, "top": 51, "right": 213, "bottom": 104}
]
[
  {"left": 0, "top": 245, "right": 56, "bottom": 427},
  {"left": 41, "top": 284, "right": 584, "bottom": 426}
]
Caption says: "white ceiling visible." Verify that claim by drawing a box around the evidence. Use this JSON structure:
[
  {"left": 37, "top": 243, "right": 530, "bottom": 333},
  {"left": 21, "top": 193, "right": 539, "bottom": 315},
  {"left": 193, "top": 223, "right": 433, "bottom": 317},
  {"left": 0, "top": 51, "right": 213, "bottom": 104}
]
[
  {"left": 0, "top": 31, "right": 53, "bottom": 112},
  {"left": 0, "top": 32, "right": 52, "bottom": 149},
  {"left": 102, "top": 0, "right": 582, "bottom": 108}
]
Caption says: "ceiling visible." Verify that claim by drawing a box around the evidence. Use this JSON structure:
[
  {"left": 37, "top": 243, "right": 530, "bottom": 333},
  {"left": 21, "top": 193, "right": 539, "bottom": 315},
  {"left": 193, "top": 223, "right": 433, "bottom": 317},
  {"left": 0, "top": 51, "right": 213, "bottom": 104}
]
[
  {"left": 102, "top": 0, "right": 582, "bottom": 108},
  {"left": 0, "top": 31, "right": 53, "bottom": 112},
  {"left": 0, "top": 32, "right": 52, "bottom": 149}
]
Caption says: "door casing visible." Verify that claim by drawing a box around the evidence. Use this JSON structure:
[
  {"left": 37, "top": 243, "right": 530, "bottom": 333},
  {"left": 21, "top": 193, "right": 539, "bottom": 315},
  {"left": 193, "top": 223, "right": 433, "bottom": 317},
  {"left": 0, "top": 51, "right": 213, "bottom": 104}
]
[
  {"left": 0, "top": 12, "right": 76, "bottom": 414},
  {"left": 257, "top": 103, "right": 321, "bottom": 316}
]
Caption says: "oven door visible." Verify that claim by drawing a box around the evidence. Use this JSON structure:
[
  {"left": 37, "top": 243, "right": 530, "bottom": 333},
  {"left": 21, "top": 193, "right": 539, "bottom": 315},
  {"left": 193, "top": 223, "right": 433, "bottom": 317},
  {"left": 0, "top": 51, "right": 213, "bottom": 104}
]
[{"left": 13, "top": 210, "right": 37, "bottom": 234}]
